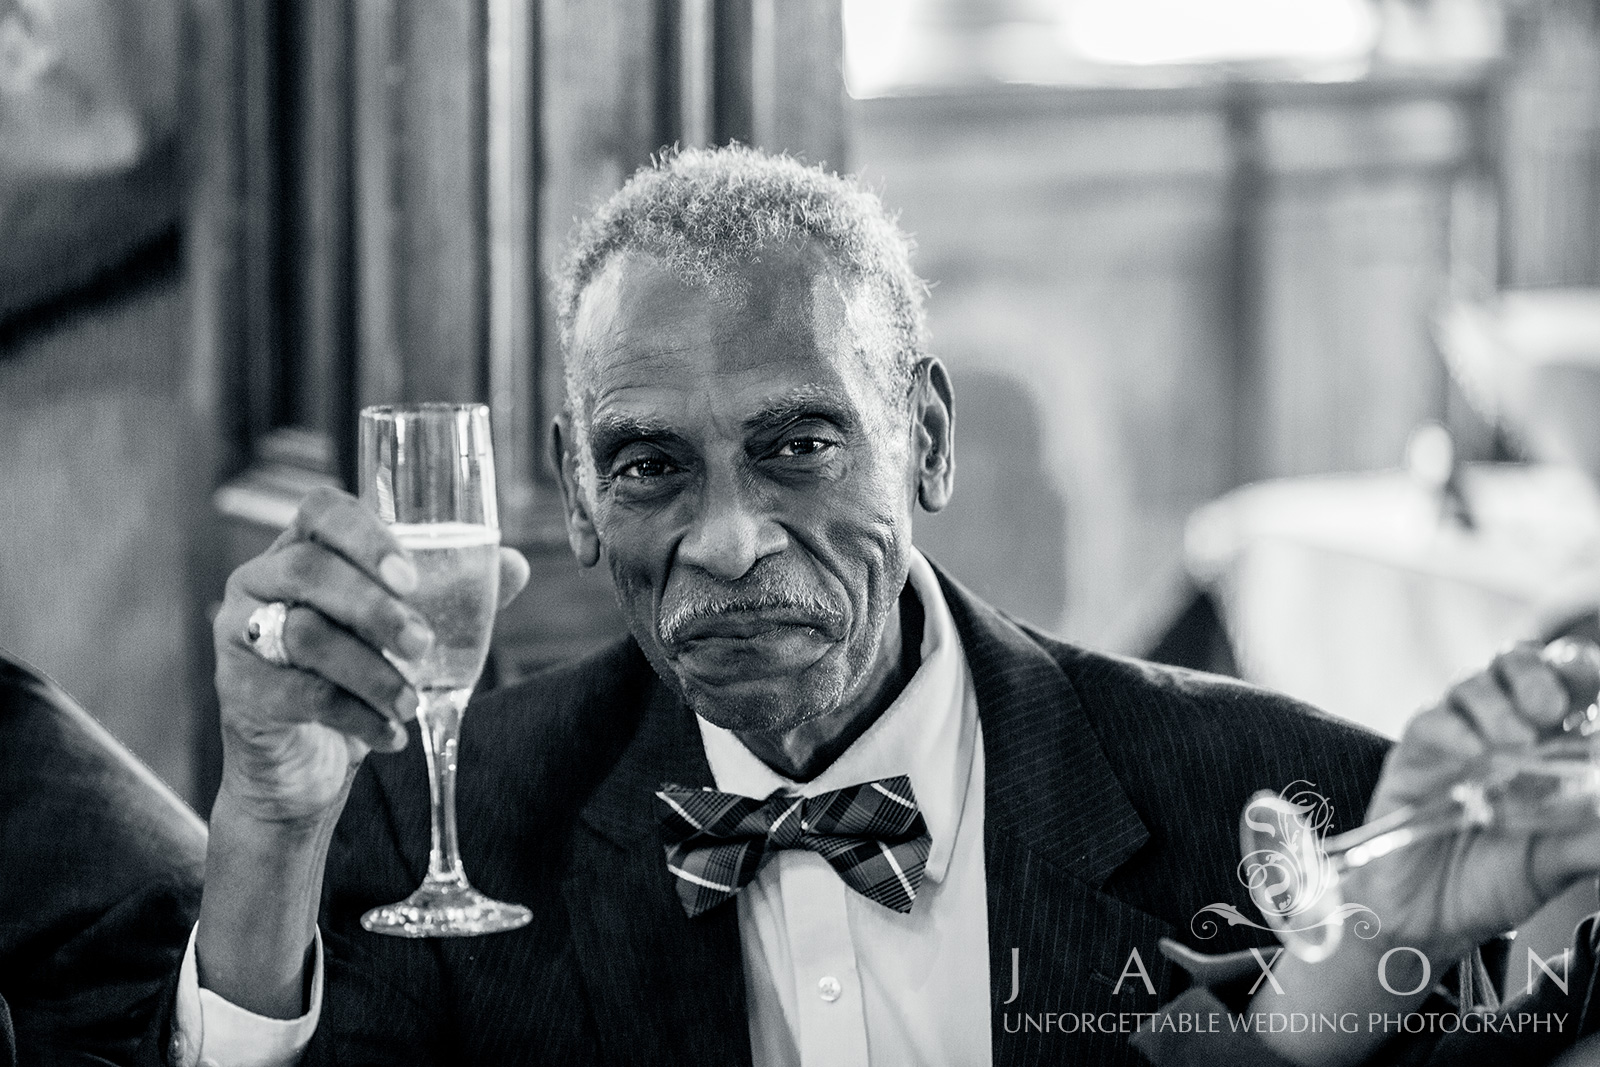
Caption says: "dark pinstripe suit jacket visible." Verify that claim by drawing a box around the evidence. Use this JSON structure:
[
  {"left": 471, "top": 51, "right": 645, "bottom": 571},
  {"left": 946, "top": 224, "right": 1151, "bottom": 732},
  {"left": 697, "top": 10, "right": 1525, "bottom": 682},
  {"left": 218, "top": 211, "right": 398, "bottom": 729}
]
[{"left": 292, "top": 567, "right": 1387, "bottom": 1066}]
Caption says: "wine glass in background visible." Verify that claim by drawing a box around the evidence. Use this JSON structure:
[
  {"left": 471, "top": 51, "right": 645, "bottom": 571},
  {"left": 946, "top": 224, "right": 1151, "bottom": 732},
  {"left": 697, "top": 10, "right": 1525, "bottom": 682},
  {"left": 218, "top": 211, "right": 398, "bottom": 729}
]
[
  {"left": 1240, "top": 639, "right": 1600, "bottom": 963},
  {"left": 357, "top": 403, "right": 532, "bottom": 938}
]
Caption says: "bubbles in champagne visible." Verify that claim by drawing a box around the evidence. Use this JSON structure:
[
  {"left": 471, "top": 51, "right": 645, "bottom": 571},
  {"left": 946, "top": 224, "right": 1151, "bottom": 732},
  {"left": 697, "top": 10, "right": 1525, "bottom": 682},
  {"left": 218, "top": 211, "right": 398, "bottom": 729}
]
[{"left": 391, "top": 522, "right": 501, "bottom": 694}]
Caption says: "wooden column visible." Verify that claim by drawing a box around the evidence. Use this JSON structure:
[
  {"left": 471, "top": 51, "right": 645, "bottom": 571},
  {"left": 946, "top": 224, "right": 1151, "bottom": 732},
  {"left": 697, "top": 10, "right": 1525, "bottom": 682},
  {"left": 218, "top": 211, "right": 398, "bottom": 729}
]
[{"left": 712, "top": 0, "right": 847, "bottom": 167}]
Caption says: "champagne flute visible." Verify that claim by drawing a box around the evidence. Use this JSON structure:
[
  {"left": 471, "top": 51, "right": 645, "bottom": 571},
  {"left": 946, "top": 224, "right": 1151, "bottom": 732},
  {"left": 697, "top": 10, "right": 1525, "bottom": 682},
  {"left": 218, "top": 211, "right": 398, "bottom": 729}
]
[
  {"left": 357, "top": 403, "right": 532, "bottom": 938},
  {"left": 1240, "top": 640, "right": 1600, "bottom": 963}
]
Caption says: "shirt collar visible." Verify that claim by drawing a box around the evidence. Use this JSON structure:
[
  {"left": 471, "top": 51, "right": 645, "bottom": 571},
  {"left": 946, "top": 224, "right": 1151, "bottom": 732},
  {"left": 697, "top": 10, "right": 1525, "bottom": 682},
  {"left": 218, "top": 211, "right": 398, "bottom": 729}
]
[{"left": 695, "top": 549, "right": 977, "bottom": 883}]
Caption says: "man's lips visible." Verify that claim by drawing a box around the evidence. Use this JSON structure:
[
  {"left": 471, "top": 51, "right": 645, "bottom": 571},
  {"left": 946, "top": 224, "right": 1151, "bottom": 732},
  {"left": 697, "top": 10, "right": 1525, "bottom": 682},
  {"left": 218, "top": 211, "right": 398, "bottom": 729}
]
[
  {"left": 669, "top": 609, "right": 837, "bottom": 645},
  {"left": 667, "top": 619, "right": 837, "bottom": 681}
]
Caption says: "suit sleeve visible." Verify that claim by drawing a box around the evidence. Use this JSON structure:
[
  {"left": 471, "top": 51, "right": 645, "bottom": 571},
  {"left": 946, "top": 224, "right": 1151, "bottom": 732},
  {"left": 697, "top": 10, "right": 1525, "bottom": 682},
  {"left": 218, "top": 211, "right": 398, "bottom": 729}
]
[{"left": 6, "top": 875, "right": 199, "bottom": 1067}]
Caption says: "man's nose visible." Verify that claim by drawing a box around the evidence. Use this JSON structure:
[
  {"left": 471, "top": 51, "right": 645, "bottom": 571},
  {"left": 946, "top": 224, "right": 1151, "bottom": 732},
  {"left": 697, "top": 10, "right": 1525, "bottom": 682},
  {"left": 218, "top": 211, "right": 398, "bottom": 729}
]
[{"left": 677, "top": 482, "right": 787, "bottom": 582}]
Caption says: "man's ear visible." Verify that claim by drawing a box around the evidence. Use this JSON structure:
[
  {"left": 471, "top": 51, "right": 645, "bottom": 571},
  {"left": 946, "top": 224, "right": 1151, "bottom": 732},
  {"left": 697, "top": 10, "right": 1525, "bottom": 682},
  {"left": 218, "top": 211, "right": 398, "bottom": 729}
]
[
  {"left": 911, "top": 357, "right": 954, "bottom": 513},
  {"left": 552, "top": 414, "right": 601, "bottom": 568}
]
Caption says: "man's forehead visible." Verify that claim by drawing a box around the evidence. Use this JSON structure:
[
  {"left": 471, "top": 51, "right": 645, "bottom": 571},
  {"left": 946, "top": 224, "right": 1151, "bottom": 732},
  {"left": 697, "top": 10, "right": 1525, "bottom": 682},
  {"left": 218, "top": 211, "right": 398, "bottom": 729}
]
[{"left": 569, "top": 245, "right": 875, "bottom": 404}]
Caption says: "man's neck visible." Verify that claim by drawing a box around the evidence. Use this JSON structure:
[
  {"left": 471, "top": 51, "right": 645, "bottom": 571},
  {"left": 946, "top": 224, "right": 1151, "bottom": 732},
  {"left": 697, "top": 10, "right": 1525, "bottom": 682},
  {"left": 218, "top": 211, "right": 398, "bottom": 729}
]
[{"left": 735, "top": 585, "right": 925, "bottom": 782}]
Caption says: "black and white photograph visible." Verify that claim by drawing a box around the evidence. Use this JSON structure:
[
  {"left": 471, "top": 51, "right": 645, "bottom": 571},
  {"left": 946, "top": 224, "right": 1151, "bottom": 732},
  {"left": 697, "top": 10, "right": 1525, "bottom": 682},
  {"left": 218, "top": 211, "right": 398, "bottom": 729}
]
[{"left": 7, "top": 0, "right": 1600, "bottom": 1063}]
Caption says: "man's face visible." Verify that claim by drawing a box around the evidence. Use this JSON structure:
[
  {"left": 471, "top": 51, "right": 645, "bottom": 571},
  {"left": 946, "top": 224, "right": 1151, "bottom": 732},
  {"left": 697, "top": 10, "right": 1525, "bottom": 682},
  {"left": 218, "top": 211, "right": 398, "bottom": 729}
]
[{"left": 561, "top": 245, "right": 925, "bottom": 734}]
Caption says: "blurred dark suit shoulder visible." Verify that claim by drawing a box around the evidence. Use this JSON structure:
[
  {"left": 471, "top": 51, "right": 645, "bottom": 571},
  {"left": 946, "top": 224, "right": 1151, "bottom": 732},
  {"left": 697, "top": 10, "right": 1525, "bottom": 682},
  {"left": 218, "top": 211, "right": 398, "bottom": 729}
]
[{"left": 0, "top": 649, "right": 204, "bottom": 1067}]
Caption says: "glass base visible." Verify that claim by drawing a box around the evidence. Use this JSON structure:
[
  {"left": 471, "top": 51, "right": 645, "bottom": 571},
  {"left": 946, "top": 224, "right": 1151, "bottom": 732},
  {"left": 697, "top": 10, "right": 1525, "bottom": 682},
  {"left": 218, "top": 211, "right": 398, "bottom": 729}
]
[{"left": 360, "top": 878, "right": 532, "bottom": 938}]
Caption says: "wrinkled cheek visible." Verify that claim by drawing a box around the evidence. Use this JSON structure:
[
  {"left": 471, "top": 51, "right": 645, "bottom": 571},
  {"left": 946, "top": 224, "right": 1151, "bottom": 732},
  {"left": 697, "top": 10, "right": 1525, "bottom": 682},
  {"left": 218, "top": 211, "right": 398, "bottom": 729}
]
[
  {"left": 819, "top": 505, "right": 908, "bottom": 635},
  {"left": 596, "top": 518, "right": 667, "bottom": 631},
  {"left": 605, "top": 553, "right": 657, "bottom": 626}
]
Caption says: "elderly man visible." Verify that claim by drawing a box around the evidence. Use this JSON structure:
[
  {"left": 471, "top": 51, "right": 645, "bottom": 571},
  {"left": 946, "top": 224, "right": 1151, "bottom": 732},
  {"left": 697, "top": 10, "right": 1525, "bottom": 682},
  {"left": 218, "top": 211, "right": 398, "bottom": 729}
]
[{"left": 162, "top": 146, "right": 1386, "bottom": 1067}]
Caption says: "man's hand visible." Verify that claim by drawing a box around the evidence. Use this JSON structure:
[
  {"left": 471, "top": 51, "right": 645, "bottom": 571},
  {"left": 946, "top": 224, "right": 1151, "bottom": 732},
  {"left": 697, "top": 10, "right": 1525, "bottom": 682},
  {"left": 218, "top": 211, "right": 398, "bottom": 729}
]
[
  {"left": 1255, "top": 642, "right": 1600, "bottom": 1067},
  {"left": 212, "top": 486, "right": 530, "bottom": 824},
  {"left": 197, "top": 487, "right": 529, "bottom": 1019},
  {"left": 1344, "top": 640, "right": 1600, "bottom": 964}
]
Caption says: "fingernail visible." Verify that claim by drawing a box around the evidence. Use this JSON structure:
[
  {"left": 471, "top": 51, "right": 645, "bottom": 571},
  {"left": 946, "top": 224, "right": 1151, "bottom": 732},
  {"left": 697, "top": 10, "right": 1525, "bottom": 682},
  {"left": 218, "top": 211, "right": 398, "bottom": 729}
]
[
  {"left": 395, "top": 687, "right": 419, "bottom": 722},
  {"left": 1544, "top": 639, "right": 1580, "bottom": 665},
  {"left": 396, "top": 619, "right": 434, "bottom": 659},
  {"left": 380, "top": 554, "right": 419, "bottom": 595}
]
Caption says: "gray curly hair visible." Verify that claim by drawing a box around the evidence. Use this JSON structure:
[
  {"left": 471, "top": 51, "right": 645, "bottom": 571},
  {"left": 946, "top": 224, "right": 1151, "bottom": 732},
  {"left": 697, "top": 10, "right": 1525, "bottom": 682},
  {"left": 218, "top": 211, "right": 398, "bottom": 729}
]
[{"left": 555, "top": 144, "right": 928, "bottom": 413}]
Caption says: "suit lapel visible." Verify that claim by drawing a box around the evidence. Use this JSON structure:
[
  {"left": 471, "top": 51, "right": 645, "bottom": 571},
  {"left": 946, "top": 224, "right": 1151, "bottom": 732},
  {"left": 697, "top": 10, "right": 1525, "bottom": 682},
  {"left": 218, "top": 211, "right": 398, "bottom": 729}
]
[
  {"left": 937, "top": 570, "right": 1178, "bottom": 1066},
  {"left": 560, "top": 673, "right": 751, "bottom": 1067}
]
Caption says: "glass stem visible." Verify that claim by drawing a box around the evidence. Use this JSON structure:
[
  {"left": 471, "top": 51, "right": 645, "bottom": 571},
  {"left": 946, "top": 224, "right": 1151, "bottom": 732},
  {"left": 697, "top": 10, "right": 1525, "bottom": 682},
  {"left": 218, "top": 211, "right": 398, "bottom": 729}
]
[
  {"left": 416, "top": 690, "right": 471, "bottom": 887},
  {"left": 1328, "top": 786, "right": 1487, "bottom": 872}
]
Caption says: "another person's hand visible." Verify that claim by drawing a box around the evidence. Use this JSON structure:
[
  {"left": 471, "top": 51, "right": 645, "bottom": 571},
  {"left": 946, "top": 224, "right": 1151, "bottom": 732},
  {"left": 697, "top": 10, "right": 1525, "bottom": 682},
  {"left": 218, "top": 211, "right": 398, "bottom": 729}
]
[
  {"left": 1344, "top": 640, "right": 1600, "bottom": 964},
  {"left": 212, "top": 487, "right": 530, "bottom": 825}
]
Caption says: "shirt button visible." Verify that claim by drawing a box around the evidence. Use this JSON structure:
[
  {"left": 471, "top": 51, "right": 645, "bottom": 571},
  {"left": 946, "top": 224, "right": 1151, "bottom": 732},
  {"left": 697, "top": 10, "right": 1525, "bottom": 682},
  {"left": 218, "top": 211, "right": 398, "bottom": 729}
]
[{"left": 818, "top": 975, "right": 842, "bottom": 1002}]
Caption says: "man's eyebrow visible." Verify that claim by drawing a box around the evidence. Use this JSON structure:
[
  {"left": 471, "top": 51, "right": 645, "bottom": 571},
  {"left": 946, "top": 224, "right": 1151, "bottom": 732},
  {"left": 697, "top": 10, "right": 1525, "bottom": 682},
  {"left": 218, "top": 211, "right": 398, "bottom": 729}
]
[
  {"left": 743, "top": 392, "right": 857, "bottom": 436},
  {"left": 588, "top": 412, "right": 682, "bottom": 458}
]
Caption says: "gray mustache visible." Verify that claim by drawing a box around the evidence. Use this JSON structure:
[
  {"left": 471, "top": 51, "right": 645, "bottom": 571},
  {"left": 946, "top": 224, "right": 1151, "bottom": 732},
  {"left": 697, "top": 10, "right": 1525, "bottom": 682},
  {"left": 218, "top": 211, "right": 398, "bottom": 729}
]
[{"left": 658, "top": 584, "right": 841, "bottom": 645}]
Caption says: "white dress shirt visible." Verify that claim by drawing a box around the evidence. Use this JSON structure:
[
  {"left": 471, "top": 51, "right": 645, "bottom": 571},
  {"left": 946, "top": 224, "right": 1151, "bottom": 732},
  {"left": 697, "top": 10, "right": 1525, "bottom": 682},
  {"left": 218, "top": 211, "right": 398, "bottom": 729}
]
[
  {"left": 700, "top": 549, "right": 991, "bottom": 1067},
  {"left": 172, "top": 549, "right": 991, "bottom": 1067}
]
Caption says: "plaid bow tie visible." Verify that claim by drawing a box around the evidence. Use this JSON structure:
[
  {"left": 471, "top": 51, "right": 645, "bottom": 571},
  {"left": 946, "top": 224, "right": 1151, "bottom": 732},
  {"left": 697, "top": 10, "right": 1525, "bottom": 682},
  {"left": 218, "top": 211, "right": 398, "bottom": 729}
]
[{"left": 655, "top": 775, "right": 932, "bottom": 918}]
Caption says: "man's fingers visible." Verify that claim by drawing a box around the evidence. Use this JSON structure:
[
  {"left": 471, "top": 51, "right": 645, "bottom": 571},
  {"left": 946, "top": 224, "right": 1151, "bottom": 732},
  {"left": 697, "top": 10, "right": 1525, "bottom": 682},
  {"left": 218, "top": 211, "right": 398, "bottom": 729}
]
[
  {"left": 1543, "top": 638, "right": 1600, "bottom": 726},
  {"left": 318, "top": 689, "right": 408, "bottom": 754},
  {"left": 236, "top": 543, "right": 433, "bottom": 661},
  {"left": 498, "top": 546, "right": 530, "bottom": 609},
  {"left": 1530, "top": 824, "right": 1600, "bottom": 903},
  {"left": 1447, "top": 670, "right": 1535, "bottom": 748},
  {"left": 1398, "top": 703, "right": 1483, "bottom": 763},
  {"left": 1369, "top": 707, "right": 1484, "bottom": 819},
  {"left": 215, "top": 636, "right": 398, "bottom": 754},
  {"left": 290, "top": 487, "right": 418, "bottom": 596},
  {"left": 1495, "top": 644, "right": 1570, "bottom": 730},
  {"left": 215, "top": 587, "right": 416, "bottom": 744},
  {"left": 279, "top": 607, "right": 418, "bottom": 727}
]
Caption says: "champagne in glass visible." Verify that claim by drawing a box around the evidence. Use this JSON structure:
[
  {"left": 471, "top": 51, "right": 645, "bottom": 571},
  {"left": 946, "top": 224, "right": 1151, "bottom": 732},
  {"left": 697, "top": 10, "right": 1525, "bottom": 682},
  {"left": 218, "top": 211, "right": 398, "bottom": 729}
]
[
  {"left": 391, "top": 521, "right": 502, "bottom": 701},
  {"left": 358, "top": 403, "right": 532, "bottom": 938}
]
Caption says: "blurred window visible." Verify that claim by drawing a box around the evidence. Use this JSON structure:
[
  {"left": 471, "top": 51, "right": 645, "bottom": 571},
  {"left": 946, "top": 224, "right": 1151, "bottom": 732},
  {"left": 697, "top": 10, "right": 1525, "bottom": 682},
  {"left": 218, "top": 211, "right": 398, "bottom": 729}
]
[
  {"left": 844, "top": 0, "right": 1503, "bottom": 96},
  {"left": 1066, "top": 0, "right": 1377, "bottom": 66}
]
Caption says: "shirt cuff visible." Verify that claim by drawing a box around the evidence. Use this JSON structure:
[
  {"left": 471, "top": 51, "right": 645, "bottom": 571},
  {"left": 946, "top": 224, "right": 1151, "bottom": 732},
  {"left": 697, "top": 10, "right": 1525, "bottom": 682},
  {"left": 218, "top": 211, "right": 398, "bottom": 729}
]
[{"left": 170, "top": 923, "right": 323, "bottom": 1067}]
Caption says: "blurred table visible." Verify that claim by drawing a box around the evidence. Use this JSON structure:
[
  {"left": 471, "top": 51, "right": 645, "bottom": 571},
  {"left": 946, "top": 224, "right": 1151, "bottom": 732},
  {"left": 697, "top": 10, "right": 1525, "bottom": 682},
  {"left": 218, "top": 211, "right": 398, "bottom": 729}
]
[{"left": 1186, "top": 463, "right": 1600, "bottom": 738}]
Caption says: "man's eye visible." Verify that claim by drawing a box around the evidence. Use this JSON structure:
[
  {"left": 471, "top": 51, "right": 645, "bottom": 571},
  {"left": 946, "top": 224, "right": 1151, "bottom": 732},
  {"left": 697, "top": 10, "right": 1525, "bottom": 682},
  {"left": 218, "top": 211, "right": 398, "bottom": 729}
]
[
  {"left": 775, "top": 438, "right": 834, "bottom": 458},
  {"left": 617, "top": 456, "right": 676, "bottom": 479}
]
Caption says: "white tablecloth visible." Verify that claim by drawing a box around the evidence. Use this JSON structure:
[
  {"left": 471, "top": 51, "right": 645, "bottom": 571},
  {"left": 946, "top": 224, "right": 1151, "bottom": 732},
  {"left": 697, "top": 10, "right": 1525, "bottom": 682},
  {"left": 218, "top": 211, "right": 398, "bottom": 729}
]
[{"left": 1186, "top": 464, "right": 1600, "bottom": 738}]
